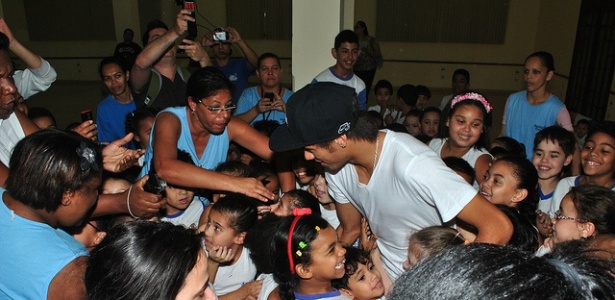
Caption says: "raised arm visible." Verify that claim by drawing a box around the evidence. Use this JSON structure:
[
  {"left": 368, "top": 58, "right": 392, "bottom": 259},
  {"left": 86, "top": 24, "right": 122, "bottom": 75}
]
[
  {"left": 225, "top": 26, "right": 258, "bottom": 71},
  {"left": 456, "top": 193, "right": 513, "bottom": 245},
  {"left": 0, "top": 18, "right": 57, "bottom": 99},
  {"left": 131, "top": 9, "right": 191, "bottom": 93},
  {"left": 153, "top": 112, "right": 274, "bottom": 202}
]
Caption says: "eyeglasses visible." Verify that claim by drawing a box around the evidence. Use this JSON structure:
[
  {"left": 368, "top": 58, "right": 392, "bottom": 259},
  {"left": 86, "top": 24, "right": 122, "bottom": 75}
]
[
  {"left": 87, "top": 221, "right": 101, "bottom": 232},
  {"left": 554, "top": 210, "right": 587, "bottom": 223},
  {"left": 199, "top": 101, "right": 236, "bottom": 114}
]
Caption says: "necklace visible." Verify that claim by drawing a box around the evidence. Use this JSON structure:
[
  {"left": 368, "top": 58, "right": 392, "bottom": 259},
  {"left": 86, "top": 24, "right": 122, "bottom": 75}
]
[{"left": 373, "top": 135, "right": 380, "bottom": 171}]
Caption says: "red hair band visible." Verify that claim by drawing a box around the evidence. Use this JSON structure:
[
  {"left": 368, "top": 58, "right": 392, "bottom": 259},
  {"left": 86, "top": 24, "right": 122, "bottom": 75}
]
[{"left": 287, "top": 208, "right": 312, "bottom": 274}]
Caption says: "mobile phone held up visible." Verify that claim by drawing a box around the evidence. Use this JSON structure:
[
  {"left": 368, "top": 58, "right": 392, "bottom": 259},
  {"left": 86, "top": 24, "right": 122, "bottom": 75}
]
[
  {"left": 213, "top": 27, "right": 228, "bottom": 42},
  {"left": 81, "top": 109, "right": 93, "bottom": 122},
  {"left": 264, "top": 92, "right": 275, "bottom": 102},
  {"left": 175, "top": 0, "right": 197, "bottom": 40}
]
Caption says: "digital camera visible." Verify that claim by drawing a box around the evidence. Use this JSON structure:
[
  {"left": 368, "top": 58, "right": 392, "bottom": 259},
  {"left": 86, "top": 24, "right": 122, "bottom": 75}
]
[{"left": 213, "top": 28, "right": 228, "bottom": 42}]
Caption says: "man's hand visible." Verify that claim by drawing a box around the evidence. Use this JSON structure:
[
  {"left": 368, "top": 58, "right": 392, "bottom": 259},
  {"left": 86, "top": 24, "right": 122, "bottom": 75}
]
[
  {"left": 0, "top": 19, "right": 15, "bottom": 43},
  {"left": 225, "top": 26, "right": 243, "bottom": 43},
  {"left": 178, "top": 39, "right": 211, "bottom": 67},
  {"left": 173, "top": 9, "right": 194, "bottom": 36},
  {"left": 72, "top": 120, "right": 97, "bottom": 142},
  {"left": 102, "top": 133, "right": 145, "bottom": 173}
]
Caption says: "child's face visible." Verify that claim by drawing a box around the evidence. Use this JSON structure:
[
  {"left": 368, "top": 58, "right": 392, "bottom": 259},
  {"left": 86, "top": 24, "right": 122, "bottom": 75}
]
[
  {"left": 204, "top": 209, "right": 242, "bottom": 249},
  {"left": 403, "top": 115, "right": 421, "bottom": 137},
  {"left": 293, "top": 160, "right": 316, "bottom": 185},
  {"left": 332, "top": 42, "right": 360, "bottom": 72},
  {"left": 165, "top": 185, "right": 195, "bottom": 213},
  {"left": 479, "top": 161, "right": 521, "bottom": 207},
  {"left": 270, "top": 193, "right": 293, "bottom": 216},
  {"left": 375, "top": 88, "right": 391, "bottom": 107},
  {"left": 135, "top": 117, "right": 155, "bottom": 149},
  {"left": 421, "top": 112, "right": 440, "bottom": 138},
  {"left": 552, "top": 195, "right": 588, "bottom": 243},
  {"left": 416, "top": 95, "right": 430, "bottom": 110},
  {"left": 452, "top": 74, "right": 469, "bottom": 94},
  {"left": 532, "top": 140, "right": 572, "bottom": 181},
  {"left": 575, "top": 123, "right": 589, "bottom": 138},
  {"left": 71, "top": 221, "right": 105, "bottom": 250},
  {"left": 446, "top": 104, "right": 484, "bottom": 149},
  {"left": 343, "top": 262, "right": 385, "bottom": 300},
  {"left": 313, "top": 174, "right": 329, "bottom": 200},
  {"left": 259, "top": 174, "right": 280, "bottom": 203},
  {"left": 581, "top": 132, "right": 615, "bottom": 178},
  {"left": 303, "top": 226, "right": 346, "bottom": 281},
  {"left": 32, "top": 116, "right": 56, "bottom": 129},
  {"left": 102, "top": 178, "right": 131, "bottom": 194}
]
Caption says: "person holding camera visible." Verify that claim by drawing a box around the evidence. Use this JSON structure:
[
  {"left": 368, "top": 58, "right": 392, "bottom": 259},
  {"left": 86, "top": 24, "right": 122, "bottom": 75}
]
[
  {"left": 131, "top": 9, "right": 211, "bottom": 110},
  {"left": 202, "top": 26, "right": 258, "bottom": 105},
  {"left": 234, "top": 52, "right": 291, "bottom": 126}
]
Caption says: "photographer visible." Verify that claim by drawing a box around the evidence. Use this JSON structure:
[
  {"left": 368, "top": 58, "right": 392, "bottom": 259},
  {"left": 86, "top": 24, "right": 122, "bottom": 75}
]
[
  {"left": 234, "top": 52, "right": 290, "bottom": 125},
  {"left": 202, "top": 26, "right": 258, "bottom": 105}
]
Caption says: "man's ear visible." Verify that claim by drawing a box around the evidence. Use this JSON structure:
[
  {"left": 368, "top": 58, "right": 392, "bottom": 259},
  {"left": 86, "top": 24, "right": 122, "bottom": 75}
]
[
  {"left": 331, "top": 48, "right": 338, "bottom": 60},
  {"left": 511, "top": 188, "right": 528, "bottom": 203},
  {"left": 296, "top": 263, "right": 312, "bottom": 280},
  {"left": 334, "top": 134, "right": 348, "bottom": 149},
  {"left": 234, "top": 231, "right": 247, "bottom": 245},
  {"left": 125, "top": 70, "right": 130, "bottom": 81},
  {"left": 61, "top": 190, "right": 74, "bottom": 206},
  {"left": 93, "top": 231, "right": 107, "bottom": 247},
  {"left": 547, "top": 70, "right": 554, "bottom": 81}
]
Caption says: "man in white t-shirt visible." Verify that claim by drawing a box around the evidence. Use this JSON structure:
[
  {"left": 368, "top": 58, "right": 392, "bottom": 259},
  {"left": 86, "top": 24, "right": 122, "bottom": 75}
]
[{"left": 270, "top": 82, "right": 512, "bottom": 285}]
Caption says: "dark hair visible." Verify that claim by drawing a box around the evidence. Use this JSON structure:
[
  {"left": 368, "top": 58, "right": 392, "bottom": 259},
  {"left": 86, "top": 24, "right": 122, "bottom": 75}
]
[
  {"left": 284, "top": 189, "right": 322, "bottom": 217},
  {"left": 442, "top": 156, "right": 476, "bottom": 184},
  {"left": 355, "top": 20, "right": 369, "bottom": 36},
  {"left": 86, "top": 221, "right": 204, "bottom": 299},
  {"left": 186, "top": 66, "right": 234, "bottom": 103},
  {"left": 211, "top": 193, "right": 258, "bottom": 233},
  {"left": 526, "top": 51, "right": 555, "bottom": 72},
  {"left": 568, "top": 185, "right": 615, "bottom": 235},
  {"left": 420, "top": 107, "right": 441, "bottom": 122},
  {"left": 389, "top": 242, "right": 615, "bottom": 300},
  {"left": 442, "top": 92, "right": 492, "bottom": 149},
  {"left": 415, "top": 85, "right": 431, "bottom": 98},
  {"left": 346, "top": 112, "right": 379, "bottom": 143},
  {"left": 452, "top": 68, "right": 470, "bottom": 83},
  {"left": 533, "top": 125, "right": 576, "bottom": 158},
  {"left": 374, "top": 79, "right": 393, "bottom": 95},
  {"left": 98, "top": 56, "right": 127, "bottom": 79},
  {"left": 576, "top": 119, "right": 590, "bottom": 126},
  {"left": 142, "top": 19, "right": 168, "bottom": 46},
  {"left": 334, "top": 29, "right": 359, "bottom": 49},
  {"left": 0, "top": 32, "right": 9, "bottom": 50},
  {"left": 397, "top": 84, "right": 418, "bottom": 106},
  {"left": 386, "top": 123, "right": 408, "bottom": 133},
  {"left": 332, "top": 246, "right": 371, "bottom": 290},
  {"left": 257, "top": 52, "right": 281, "bottom": 69},
  {"left": 587, "top": 121, "right": 615, "bottom": 146},
  {"left": 253, "top": 120, "right": 281, "bottom": 137},
  {"left": 245, "top": 214, "right": 283, "bottom": 274},
  {"left": 366, "top": 110, "right": 384, "bottom": 129},
  {"left": 497, "top": 205, "right": 540, "bottom": 252},
  {"left": 27, "top": 106, "right": 57, "bottom": 126},
  {"left": 6, "top": 130, "right": 102, "bottom": 212},
  {"left": 272, "top": 215, "right": 330, "bottom": 300},
  {"left": 215, "top": 160, "right": 253, "bottom": 177},
  {"left": 408, "top": 226, "right": 465, "bottom": 261},
  {"left": 125, "top": 106, "right": 160, "bottom": 137},
  {"left": 492, "top": 136, "right": 526, "bottom": 159},
  {"left": 496, "top": 155, "right": 538, "bottom": 203}
]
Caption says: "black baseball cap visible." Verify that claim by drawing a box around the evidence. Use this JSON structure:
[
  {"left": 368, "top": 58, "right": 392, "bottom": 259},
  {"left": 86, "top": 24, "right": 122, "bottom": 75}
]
[{"left": 269, "top": 82, "right": 356, "bottom": 152}]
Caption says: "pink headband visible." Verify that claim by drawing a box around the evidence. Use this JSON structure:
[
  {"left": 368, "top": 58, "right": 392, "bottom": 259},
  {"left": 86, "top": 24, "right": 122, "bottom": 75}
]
[{"left": 450, "top": 92, "right": 492, "bottom": 113}]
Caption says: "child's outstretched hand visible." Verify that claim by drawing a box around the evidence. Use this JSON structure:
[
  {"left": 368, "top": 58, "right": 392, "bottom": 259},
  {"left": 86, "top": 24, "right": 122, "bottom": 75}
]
[
  {"left": 359, "top": 218, "right": 378, "bottom": 252},
  {"left": 208, "top": 245, "right": 233, "bottom": 264},
  {"left": 536, "top": 210, "right": 553, "bottom": 237}
]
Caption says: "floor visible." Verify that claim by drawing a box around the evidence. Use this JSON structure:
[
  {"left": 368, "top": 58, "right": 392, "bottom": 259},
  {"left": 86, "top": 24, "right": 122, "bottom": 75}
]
[{"left": 25, "top": 80, "right": 514, "bottom": 142}]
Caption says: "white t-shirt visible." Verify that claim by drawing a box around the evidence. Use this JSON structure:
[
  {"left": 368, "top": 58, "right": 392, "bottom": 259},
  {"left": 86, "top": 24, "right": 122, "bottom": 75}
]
[
  {"left": 160, "top": 199, "right": 204, "bottom": 229},
  {"left": 212, "top": 247, "right": 257, "bottom": 296},
  {"left": 0, "top": 113, "right": 25, "bottom": 166},
  {"left": 547, "top": 176, "right": 578, "bottom": 216},
  {"left": 327, "top": 130, "right": 477, "bottom": 280},
  {"left": 429, "top": 137, "right": 492, "bottom": 188},
  {"left": 256, "top": 273, "right": 278, "bottom": 300}
]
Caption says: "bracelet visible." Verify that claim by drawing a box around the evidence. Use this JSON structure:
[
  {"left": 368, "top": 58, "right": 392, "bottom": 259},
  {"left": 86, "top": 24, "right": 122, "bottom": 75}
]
[{"left": 126, "top": 184, "right": 139, "bottom": 219}]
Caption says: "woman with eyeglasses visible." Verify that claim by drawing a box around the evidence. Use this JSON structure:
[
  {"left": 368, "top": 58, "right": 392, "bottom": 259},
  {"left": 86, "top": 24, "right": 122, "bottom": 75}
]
[
  {"left": 139, "top": 66, "right": 276, "bottom": 204},
  {"left": 537, "top": 185, "right": 615, "bottom": 256},
  {"left": 234, "top": 52, "right": 292, "bottom": 126}
]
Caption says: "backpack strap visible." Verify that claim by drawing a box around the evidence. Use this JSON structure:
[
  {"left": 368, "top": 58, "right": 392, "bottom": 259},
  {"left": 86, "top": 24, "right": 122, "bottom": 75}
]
[{"left": 143, "top": 66, "right": 191, "bottom": 108}]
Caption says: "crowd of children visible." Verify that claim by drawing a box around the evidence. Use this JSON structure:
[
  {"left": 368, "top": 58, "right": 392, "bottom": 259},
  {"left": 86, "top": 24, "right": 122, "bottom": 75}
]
[{"left": 3, "top": 8, "right": 615, "bottom": 300}]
